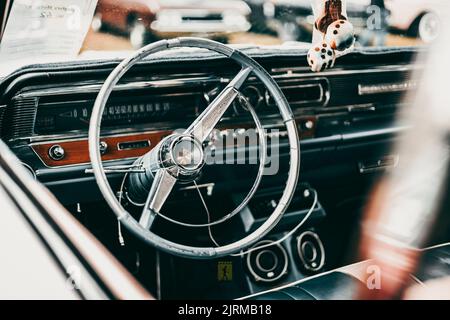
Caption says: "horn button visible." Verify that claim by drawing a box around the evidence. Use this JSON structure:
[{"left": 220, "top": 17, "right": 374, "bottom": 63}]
[{"left": 160, "top": 135, "right": 205, "bottom": 180}]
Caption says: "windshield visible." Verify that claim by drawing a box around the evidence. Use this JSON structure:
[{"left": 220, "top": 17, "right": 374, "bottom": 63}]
[
  {"left": 0, "top": 0, "right": 440, "bottom": 62},
  {"left": 83, "top": 0, "right": 434, "bottom": 51}
]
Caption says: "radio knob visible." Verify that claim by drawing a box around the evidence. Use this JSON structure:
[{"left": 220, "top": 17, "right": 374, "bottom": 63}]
[
  {"left": 99, "top": 141, "right": 108, "bottom": 155},
  {"left": 49, "top": 145, "right": 65, "bottom": 161},
  {"left": 304, "top": 120, "right": 314, "bottom": 130}
]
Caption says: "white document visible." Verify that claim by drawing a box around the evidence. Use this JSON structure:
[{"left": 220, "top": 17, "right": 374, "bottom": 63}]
[{"left": 0, "top": 0, "right": 98, "bottom": 75}]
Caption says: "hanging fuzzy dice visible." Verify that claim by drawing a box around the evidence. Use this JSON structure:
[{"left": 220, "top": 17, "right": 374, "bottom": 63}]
[
  {"left": 325, "top": 19, "right": 355, "bottom": 51},
  {"left": 308, "top": 0, "right": 355, "bottom": 72},
  {"left": 307, "top": 42, "right": 336, "bottom": 72}
]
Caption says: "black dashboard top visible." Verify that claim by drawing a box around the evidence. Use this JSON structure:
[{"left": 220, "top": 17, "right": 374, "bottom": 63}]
[{"left": 0, "top": 45, "right": 423, "bottom": 96}]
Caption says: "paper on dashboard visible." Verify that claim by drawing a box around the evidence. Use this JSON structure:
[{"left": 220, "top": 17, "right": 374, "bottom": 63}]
[{"left": 0, "top": 0, "right": 98, "bottom": 76}]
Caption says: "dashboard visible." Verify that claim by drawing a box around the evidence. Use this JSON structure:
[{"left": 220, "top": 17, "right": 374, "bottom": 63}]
[{"left": 0, "top": 47, "right": 419, "bottom": 179}]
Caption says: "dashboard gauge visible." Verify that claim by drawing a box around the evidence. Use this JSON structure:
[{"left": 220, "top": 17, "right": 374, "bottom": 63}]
[
  {"left": 233, "top": 85, "right": 264, "bottom": 116},
  {"left": 34, "top": 93, "right": 202, "bottom": 135}
]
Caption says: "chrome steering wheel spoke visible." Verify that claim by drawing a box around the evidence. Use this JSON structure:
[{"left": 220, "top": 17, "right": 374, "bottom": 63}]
[
  {"left": 139, "top": 169, "right": 177, "bottom": 229},
  {"left": 185, "top": 67, "right": 252, "bottom": 143}
]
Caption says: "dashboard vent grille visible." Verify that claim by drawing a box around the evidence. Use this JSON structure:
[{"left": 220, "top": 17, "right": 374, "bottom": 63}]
[
  {"left": 328, "top": 71, "right": 410, "bottom": 107},
  {"left": 0, "top": 105, "right": 6, "bottom": 138},
  {"left": 4, "top": 97, "right": 38, "bottom": 140},
  {"left": 267, "top": 78, "right": 329, "bottom": 109}
]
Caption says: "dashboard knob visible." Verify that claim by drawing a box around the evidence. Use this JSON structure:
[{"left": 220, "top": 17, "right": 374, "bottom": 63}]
[
  {"left": 99, "top": 141, "right": 108, "bottom": 155},
  {"left": 304, "top": 120, "right": 314, "bottom": 130},
  {"left": 48, "top": 145, "right": 65, "bottom": 161}
]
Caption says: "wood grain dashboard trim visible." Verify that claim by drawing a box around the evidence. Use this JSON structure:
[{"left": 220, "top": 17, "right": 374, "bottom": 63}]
[
  {"left": 31, "top": 117, "right": 317, "bottom": 168},
  {"left": 31, "top": 130, "right": 173, "bottom": 168}
]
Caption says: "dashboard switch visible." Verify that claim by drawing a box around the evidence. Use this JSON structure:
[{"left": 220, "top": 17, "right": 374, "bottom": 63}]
[
  {"left": 99, "top": 141, "right": 108, "bottom": 155},
  {"left": 48, "top": 145, "right": 65, "bottom": 161}
]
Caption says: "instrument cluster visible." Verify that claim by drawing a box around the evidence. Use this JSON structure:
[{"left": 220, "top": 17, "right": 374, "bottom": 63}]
[{"left": 34, "top": 93, "right": 202, "bottom": 135}]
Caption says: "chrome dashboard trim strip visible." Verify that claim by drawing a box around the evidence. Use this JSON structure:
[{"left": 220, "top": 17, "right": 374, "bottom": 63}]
[
  {"left": 271, "top": 64, "right": 420, "bottom": 76},
  {"left": 358, "top": 80, "right": 418, "bottom": 95},
  {"left": 15, "top": 76, "right": 220, "bottom": 99},
  {"left": 14, "top": 64, "right": 418, "bottom": 99},
  {"left": 266, "top": 76, "right": 331, "bottom": 108}
]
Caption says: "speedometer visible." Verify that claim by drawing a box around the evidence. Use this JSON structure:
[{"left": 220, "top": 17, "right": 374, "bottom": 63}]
[{"left": 34, "top": 93, "right": 203, "bottom": 135}]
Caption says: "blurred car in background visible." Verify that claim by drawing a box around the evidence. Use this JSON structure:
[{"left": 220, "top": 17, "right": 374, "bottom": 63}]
[
  {"left": 243, "top": 0, "right": 274, "bottom": 35},
  {"left": 385, "top": 0, "right": 443, "bottom": 43},
  {"left": 93, "top": 0, "right": 252, "bottom": 48},
  {"left": 247, "top": 0, "right": 443, "bottom": 44},
  {"left": 257, "top": 0, "right": 371, "bottom": 42}
]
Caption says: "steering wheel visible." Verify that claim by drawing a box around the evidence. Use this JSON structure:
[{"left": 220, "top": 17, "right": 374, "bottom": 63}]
[{"left": 88, "top": 38, "right": 300, "bottom": 259}]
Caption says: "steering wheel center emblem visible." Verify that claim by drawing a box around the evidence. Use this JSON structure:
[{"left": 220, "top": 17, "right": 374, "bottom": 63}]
[{"left": 169, "top": 135, "right": 205, "bottom": 172}]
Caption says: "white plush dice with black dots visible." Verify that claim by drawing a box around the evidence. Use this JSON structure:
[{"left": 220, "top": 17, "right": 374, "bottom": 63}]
[
  {"left": 325, "top": 19, "right": 355, "bottom": 51},
  {"left": 307, "top": 42, "right": 336, "bottom": 72}
]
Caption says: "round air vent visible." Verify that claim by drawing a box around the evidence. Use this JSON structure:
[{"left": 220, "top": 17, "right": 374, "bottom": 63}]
[
  {"left": 246, "top": 240, "right": 289, "bottom": 283},
  {"left": 296, "top": 231, "right": 325, "bottom": 273}
]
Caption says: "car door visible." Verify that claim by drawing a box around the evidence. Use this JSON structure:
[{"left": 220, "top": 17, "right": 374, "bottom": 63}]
[{"left": 0, "top": 139, "right": 153, "bottom": 300}]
